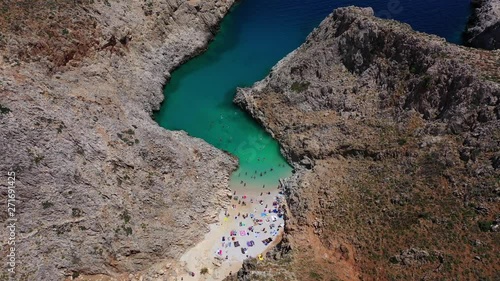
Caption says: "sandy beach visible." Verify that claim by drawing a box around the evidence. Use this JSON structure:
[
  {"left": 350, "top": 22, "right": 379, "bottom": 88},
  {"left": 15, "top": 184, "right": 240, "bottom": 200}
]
[{"left": 173, "top": 183, "right": 286, "bottom": 280}]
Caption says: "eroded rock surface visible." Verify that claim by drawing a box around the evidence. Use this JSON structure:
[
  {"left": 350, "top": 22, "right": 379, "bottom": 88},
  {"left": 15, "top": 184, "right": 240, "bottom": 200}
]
[
  {"left": 464, "top": 0, "right": 500, "bottom": 49},
  {"left": 236, "top": 7, "right": 499, "bottom": 280},
  {"left": 0, "top": 0, "right": 235, "bottom": 280}
]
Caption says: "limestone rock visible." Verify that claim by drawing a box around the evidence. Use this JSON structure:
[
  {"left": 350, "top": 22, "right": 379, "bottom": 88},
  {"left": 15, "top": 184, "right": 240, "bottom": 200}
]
[
  {"left": 464, "top": 0, "right": 500, "bottom": 49},
  {"left": 0, "top": 0, "right": 235, "bottom": 280},
  {"left": 235, "top": 6, "right": 499, "bottom": 280}
]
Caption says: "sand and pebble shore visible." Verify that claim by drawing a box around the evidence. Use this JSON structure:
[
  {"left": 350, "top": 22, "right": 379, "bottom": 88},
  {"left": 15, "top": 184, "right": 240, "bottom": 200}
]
[{"left": 174, "top": 180, "right": 287, "bottom": 280}]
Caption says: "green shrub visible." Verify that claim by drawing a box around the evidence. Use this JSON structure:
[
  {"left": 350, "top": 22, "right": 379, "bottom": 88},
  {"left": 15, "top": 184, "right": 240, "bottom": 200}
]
[
  {"left": 309, "top": 271, "right": 322, "bottom": 280},
  {"left": 389, "top": 256, "right": 399, "bottom": 264},
  {"left": 72, "top": 208, "right": 82, "bottom": 217},
  {"left": 42, "top": 201, "right": 54, "bottom": 209},
  {"left": 57, "top": 124, "right": 64, "bottom": 133},
  {"left": 410, "top": 66, "right": 418, "bottom": 74},
  {"left": 34, "top": 155, "right": 44, "bottom": 164},
  {"left": 422, "top": 75, "right": 432, "bottom": 89},
  {"left": 122, "top": 225, "right": 133, "bottom": 236},
  {"left": 397, "top": 138, "right": 407, "bottom": 146},
  {"left": 0, "top": 104, "right": 10, "bottom": 114},
  {"left": 291, "top": 81, "right": 310, "bottom": 93},
  {"left": 477, "top": 221, "right": 493, "bottom": 232},
  {"left": 120, "top": 210, "right": 131, "bottom": 224}
]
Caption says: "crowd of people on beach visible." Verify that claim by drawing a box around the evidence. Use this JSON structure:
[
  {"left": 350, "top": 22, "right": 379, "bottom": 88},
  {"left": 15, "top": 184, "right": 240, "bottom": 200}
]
[{"left": 213, "top": 189, "right": 286, "bottom": 261}]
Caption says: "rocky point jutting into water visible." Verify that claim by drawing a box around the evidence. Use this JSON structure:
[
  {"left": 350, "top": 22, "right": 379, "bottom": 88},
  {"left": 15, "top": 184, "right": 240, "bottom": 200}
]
[
  {"left": 464, "top": 0, "right": 500, "bottom": 49},
  {"left": 235, "top": 6, "right": 499, "bottom": 280},
  {"left": 0, "top": 0, "right": 236, "bottom": 280}
]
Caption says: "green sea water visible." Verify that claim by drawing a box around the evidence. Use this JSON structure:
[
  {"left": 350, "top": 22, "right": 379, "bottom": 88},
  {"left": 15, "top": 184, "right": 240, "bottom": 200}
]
[
  {"left": 154, "top": 0, "right": 471, "bottom": 190},
  {"left": 154, "top": 4, "right": 294, "bottom": 190}
]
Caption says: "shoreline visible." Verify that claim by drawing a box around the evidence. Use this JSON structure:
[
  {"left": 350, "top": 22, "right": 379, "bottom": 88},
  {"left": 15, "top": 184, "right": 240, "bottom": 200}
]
[
  {"left": 1, "top": 0, "right": 240, "bottom": 279},
  {"left": 173, "top": 181, "right": 287, "bottom": 280}
]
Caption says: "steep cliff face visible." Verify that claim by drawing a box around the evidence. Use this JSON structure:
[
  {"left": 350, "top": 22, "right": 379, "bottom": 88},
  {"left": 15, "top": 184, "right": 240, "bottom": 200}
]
[
  {"left": 464, "top": 0, "right": 500, "bottom": 49},
  {"left": 236, "top": 7, "right": 499, "bottom": 280},
  {"left": 0, "top": 0, "right": 235, "bottom": 280}
]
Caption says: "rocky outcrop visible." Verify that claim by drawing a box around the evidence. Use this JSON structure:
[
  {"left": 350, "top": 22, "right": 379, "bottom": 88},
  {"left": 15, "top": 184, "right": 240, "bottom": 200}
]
[
  {"left": 464, "top": 0, "right": 500, "bottom": 49},
  {"left": 236, "top": 6, "right": 499, "bottom": 280},
  {"left": 0, "top": 0, "right": 235, "bottom": 280}
]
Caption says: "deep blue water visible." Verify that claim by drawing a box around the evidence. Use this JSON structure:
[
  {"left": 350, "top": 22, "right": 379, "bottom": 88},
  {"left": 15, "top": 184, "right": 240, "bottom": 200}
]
[{"left": 155, "top": 0, "right": 472, "bottom": 190}]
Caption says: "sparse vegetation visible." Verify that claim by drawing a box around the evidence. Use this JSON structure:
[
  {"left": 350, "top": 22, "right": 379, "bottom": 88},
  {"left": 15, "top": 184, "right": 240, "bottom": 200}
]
[
  {"left": 235, "top": 15, "right": 500, "bottom": 278},
  {"left": 200, "top": 267, "right": 209, "bottom": 275},
  {"left": 0, "top": 0, "right": 100, "bottom": 69}
]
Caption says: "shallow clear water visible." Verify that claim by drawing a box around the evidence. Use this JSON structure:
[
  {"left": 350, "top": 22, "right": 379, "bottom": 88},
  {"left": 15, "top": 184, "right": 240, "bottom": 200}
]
[{"left": 154, "top": 0, "right": 471, "bottom": 190}]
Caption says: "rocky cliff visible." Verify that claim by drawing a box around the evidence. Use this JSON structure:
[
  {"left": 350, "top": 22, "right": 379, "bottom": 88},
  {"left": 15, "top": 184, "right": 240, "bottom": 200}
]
[
  {"left": 0, "top": 0, "right": 235, "bottom": 280},
  {"left": 235, "top": 7, "right": 499, "bottom": 280},
  {"left": 464, "top": 0, "right": 500, "bottom": 49}
]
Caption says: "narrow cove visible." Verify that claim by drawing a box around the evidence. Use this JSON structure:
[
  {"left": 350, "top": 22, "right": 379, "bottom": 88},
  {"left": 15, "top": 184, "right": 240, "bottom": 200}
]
[
  {"left": 153, "top": 0, "right": 472, "bottom": 278},
  {"left": 154, "top": 0, "right": 471, "bottom": 192}
]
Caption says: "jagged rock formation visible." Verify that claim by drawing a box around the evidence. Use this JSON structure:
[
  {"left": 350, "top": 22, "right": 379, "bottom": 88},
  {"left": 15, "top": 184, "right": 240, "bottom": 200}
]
[
  {"left": 0, "top": 0, "right": 235, "bottom": 280},
  {"left": 464, "top": 0, "right": 500, "bottom": 49},
  {"left": 236, "top": 7, "right": 499, "bottom": 280}
]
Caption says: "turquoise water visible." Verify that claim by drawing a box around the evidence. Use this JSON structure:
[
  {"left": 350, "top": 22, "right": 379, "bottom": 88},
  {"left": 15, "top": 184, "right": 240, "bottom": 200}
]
[{"left": 154, "top": 0, "right": 471, "bottom": 190}]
